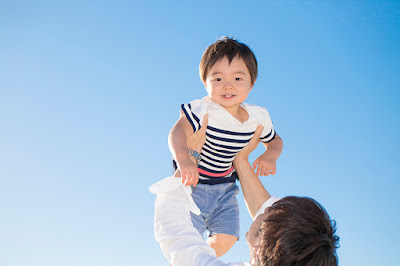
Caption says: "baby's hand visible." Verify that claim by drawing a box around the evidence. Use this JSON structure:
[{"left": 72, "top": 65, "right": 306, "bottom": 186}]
[
  {"left": 253, "top": 152, "right": 277, "bottom": 177},
  {"left": 177, "top": 158, "right": 199, "bottom": 186}
]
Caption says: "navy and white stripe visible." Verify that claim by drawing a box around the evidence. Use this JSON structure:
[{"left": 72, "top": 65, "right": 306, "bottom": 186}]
[
  {"left": 260, "top": 128, "right": 276, "bottom": 143},
  {"left": 181, "top": 103, "right": 201, "bottom": 132},
  {"left": 181, "top": 103, "right": 276, "bottom": 185}
]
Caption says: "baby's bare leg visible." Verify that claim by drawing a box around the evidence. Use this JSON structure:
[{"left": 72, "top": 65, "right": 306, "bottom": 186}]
[{"left": 207, "top": 233, "right": 237, "bottom": 257}]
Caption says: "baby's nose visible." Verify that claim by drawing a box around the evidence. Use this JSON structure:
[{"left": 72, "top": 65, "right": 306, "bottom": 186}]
[{"left": 223, "top": 81, "right": 234, "bottom": 89}]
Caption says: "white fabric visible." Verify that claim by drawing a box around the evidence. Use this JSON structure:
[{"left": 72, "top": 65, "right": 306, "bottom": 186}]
[
  {"left": 253, "top": 196, "right": 281, "bottom": 221},
  {"left": 150, "top": 176, "right": 251, "bottom": 266},
  {"left": 149, "top": 176, "right": 200, "bottom": 215},
  {"left": 186, "top": 96, "right": 275, "bottom": 142}
]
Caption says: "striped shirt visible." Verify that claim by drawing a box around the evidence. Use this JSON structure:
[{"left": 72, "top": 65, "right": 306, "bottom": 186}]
[{"left": 178, "top": 97, "right": 276, "bottom": 185}]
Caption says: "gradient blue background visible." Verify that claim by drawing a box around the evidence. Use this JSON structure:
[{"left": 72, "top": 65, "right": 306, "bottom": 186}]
[{"left": 1, "top": 1, "right": 399, "bottom": 265}]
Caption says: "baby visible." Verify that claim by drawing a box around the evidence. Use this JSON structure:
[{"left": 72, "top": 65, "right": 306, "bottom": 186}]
[{"left": 168, "top": 37, "right": 283, "bottom": 257}]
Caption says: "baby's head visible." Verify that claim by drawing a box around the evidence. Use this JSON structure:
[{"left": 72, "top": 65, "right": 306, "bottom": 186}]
[{"left": 199, "top": 37, "right": 258, "bottom": 86}]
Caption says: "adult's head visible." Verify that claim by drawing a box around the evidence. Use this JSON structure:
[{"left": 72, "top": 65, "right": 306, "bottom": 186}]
[
  {"left": 199, "top": 36, "right": 258, "bottom": 86},
  {"left": 247, "top": 196, "right": 339, "bottom": 266}
]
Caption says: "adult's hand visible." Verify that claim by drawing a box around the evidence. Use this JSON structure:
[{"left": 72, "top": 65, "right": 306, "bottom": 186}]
[
  {"left": 234, "top": 125, "right": 264, "bottom": 164},
  {"left": 233, "top": 125, "right": 271, "bottom": 219}
]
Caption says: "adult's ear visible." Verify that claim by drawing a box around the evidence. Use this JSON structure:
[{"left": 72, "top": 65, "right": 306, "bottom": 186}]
[
  {"left": 250, "top": 247, "right": 260, "bottom": 265},
  {"left": 253, "top": 247, "right": 259, "bottom": 254}
]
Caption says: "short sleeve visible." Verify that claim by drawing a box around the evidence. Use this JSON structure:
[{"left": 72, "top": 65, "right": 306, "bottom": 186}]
[
  {"left": 257, "top": 107, "right": 276, "bottom": 143},
  {"left": 260, "top": 126, "right": 276, "bottom": 143},
  {"left": 253, "top": 196, "right": 281, "bottom": 221},
  {"left": 181, "top": 99, "right": 208, "bottom": 133}
]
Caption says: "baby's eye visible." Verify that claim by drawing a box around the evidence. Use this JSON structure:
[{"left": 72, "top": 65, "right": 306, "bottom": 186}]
[
  {"left": 235, "top": 77, "right": 242, "bottom": 81},
  {"left": 216, "top": 78, "right": 222, "bottom": 81}
]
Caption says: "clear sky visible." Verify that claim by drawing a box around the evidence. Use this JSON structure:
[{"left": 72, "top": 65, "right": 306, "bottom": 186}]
[{"left": 0, "top": 1, "right": 399, "bottom": 265}]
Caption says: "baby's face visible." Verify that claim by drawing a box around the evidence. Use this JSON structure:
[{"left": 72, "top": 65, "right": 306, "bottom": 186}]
[{"left": 205, "top": 56, "right": 254, "bottom": 114}]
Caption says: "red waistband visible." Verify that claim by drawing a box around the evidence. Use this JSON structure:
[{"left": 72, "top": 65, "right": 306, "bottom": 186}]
[{"left": 197, "top": 166, "right": 234, "bottom": 177}]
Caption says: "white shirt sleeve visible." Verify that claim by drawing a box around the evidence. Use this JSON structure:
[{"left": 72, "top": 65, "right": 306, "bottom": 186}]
[
  {"left": 150, "top": 177, "right": 250, "bottom": 266},
  {"left": 245, "top": 105, "right": 276, "bottom": 143},
  {"left": 253, "top": 196, "right": 281, "bottom": 221},
  {"left": 257, "top": 107, "right": 276, "bottom": 143},
  {"left": 181, "top": 98, "right": 208, "bottom": 133}
]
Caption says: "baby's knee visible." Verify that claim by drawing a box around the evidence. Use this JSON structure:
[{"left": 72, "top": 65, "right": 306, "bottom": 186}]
[{"left": 207, "top": 233, "right": 238, "bottom": 257}]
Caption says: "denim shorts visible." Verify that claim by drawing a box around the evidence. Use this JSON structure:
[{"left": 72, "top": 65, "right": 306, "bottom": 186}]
[{"left": 190, "top": 182, "right": 240, "bottom": 239}]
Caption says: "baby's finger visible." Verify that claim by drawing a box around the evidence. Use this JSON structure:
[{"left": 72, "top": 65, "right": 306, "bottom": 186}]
[
  {"left": 252, "top": 159, "right": 259, "bottom": 170},
  {"left": 193, "top": 174, "right": 199, "bottom": 187},
  {"left": 191, "top": 172, "right": 197, "bottom": 186},
  {"left": 181, "top": 172, "right": 187, "bottom": 185},
  {"left": 186, "top": 172, "right": 194, "bottom": 186},
  {"left": 256, "top": 166, "right": 262, "bottom": 177},
  {"left": 264, "top": 168, "right": 271, "bottom": 176},
  {"left": 271, "top": 168, "right": 276, "bottom": 175},
  {"left": 263, "top": 166, "right": 271, "bottom": 176},
  {"left": 260, "top": 166, "right": 268, "bottom": 176},
  {"left": 190, "top": 171, "right": 198, "bottom": 185},
  {"left": 257, "top": 166, "right": 262, "bottom": 176}
]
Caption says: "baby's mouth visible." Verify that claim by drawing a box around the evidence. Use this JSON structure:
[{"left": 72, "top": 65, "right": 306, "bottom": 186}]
[{"left": 222, "top": 94, "right": 235, "bottom": 98}]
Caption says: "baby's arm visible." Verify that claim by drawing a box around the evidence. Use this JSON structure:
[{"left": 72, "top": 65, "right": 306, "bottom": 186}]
[
  {"left": 168, "top": 113, "right": 199, "bottom": 186},
  {"left": 253, "top": 134, "right": 283, "bottom": 177}
]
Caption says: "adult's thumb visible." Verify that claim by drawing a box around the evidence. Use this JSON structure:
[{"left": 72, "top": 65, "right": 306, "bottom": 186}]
[
  {"left": 199, "top": 114, "right": 209, "bottom": 132},
  {"left": 251, "top": 125, "right": 263, "bottom": 141}
]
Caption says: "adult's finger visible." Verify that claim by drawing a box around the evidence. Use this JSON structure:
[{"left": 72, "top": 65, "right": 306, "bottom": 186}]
[
  {"left": 194, "top": 114, "right": 208, "bottom": 136},
  {"left": 237, "top": 126, "right": 264, "bottom": 160},
  {"left": 200, "top": 114, "right": 209, "bottom": 131},
  {"left": 249, "top": 126, "right": 263, "bottom": 146}
]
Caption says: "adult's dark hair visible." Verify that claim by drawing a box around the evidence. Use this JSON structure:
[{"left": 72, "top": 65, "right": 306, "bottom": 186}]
[
  {"left": 258, "top": 196, "right": 340, "bottom": 266},
  {"left": 199, "top": 36, "right": 258, "bottom": 85}
]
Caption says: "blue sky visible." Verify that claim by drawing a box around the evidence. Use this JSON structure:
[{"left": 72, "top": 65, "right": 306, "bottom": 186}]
[{"left": 0, "top": 1, "right": 399, "bottom": 265}]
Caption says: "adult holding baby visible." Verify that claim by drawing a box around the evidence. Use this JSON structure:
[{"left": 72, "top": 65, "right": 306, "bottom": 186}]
[{"left": 150, "top": 117, "right": 339, "bottom": 265}]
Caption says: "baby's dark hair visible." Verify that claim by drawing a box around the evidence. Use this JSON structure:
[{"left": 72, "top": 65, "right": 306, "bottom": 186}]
[
  {"left": 199, "top": 36, "right": 258, "bottom": 85},
  {"left": 257, "top": 196, "right": 340, "bottom": 266}
]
